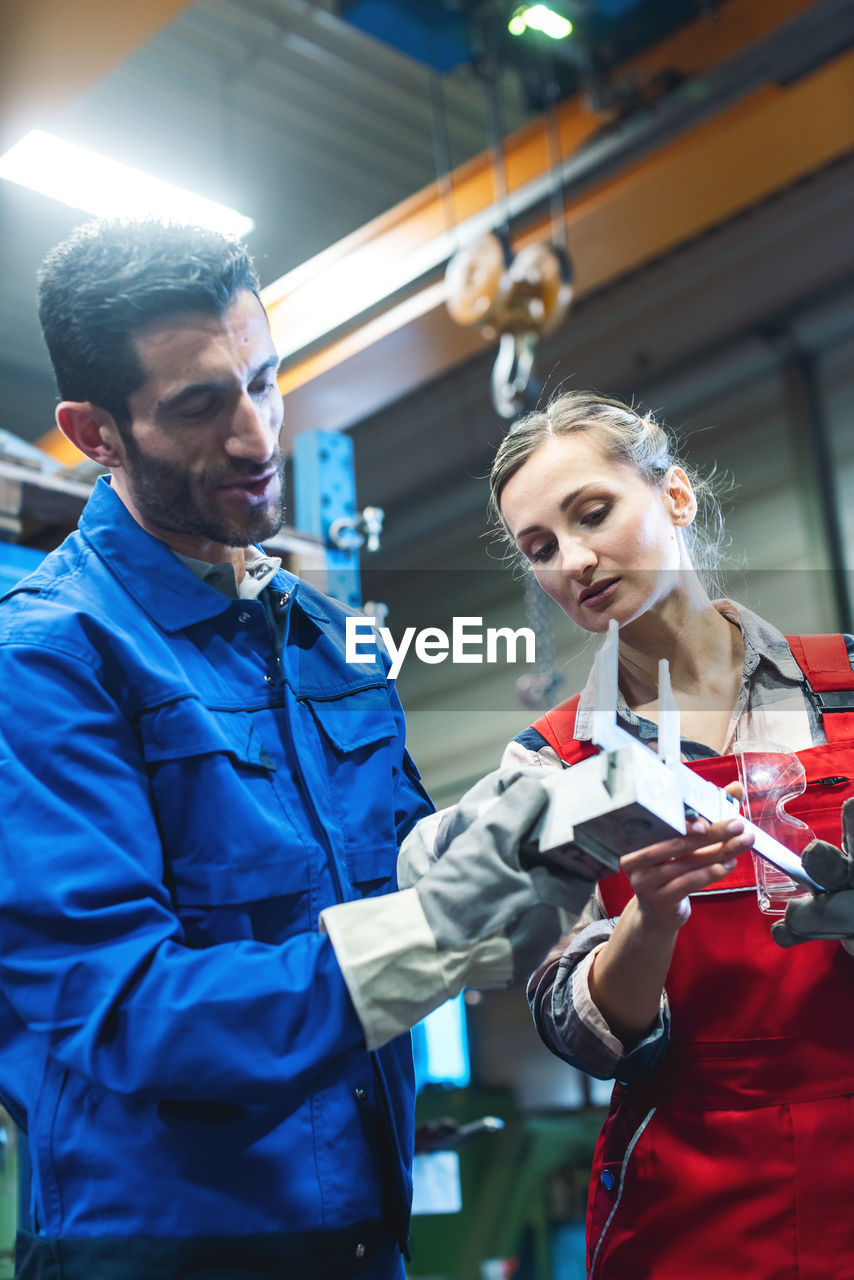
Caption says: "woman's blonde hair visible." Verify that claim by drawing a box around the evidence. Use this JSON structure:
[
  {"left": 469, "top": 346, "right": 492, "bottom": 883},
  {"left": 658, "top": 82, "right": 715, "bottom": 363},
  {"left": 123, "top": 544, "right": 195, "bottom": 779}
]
[{"left": 488, "top": 390, "right": 728, "bottom": 591}]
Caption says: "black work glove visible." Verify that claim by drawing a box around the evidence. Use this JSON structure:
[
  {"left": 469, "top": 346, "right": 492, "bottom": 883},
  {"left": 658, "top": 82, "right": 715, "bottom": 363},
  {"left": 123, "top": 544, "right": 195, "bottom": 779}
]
[{"left": 771, "top": 798, "right": 854, "bottom": 947}]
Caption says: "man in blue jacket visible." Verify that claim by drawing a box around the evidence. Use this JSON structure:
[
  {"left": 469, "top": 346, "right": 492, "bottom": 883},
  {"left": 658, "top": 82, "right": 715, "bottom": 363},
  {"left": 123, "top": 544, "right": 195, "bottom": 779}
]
[{"left": 0, "top": 220, "right": 589, "bottom": 1279}]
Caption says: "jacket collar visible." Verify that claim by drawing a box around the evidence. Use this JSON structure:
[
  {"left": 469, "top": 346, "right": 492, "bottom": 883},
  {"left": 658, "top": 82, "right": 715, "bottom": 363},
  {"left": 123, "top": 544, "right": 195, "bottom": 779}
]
[{"left": 79, "top": 476, "right": 317, "bottom": 632}]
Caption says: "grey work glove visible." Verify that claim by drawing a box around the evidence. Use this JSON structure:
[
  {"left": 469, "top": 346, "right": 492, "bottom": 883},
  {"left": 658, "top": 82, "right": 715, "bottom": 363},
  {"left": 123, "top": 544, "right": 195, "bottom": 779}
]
[
  {"left": 416, "top": 770, "right": 595, "bottom": 980},
  {"left": 771, "top": 798, "right": 854, "bottom": 948},
  {"left": 323, "top": 768, "right": 597, "bottom": 1050},
  {"left": 395, "top": 767, "right": 533, "bottom": 889}
]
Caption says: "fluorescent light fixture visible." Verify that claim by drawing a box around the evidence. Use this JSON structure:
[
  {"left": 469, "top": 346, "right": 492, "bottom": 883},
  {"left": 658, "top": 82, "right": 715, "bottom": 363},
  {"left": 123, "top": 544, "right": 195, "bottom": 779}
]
[
  {"left": 509, "top": 4, "right": 573, "bottom": 39},
  {"left": 0, "top": 130, "right": 253, "bottom": 238}
]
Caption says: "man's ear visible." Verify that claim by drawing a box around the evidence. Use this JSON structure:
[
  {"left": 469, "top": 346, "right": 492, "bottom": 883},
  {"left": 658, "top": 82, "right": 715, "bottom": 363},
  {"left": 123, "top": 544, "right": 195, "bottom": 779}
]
[
  {"left": 663, "top": 465, "right": 697, "bottom": 527},
  {"left": 55, "top": 402, "right": 126, "bottom": 468}
]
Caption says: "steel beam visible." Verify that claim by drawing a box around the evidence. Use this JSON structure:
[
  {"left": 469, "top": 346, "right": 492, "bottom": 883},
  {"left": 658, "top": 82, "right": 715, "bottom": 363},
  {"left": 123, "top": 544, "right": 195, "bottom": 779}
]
[{"left": 265, "top": 0, "right": 854, "bottom": 445}]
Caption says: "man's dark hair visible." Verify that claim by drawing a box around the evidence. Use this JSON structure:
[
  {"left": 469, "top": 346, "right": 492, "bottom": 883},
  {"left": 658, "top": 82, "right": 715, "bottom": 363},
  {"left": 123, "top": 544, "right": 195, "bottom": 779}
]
[{"left": 37, "top": 220, "right": 261, "bottom": 432}]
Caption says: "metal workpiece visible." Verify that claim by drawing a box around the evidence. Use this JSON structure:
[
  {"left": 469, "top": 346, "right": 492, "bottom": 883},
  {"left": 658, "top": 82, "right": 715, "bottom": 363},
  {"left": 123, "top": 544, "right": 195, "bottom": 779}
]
[
  {"left": 526, "top": 741, "right": 704, "bottom": 881},
  {"left": 523, "top": 621, "right": 823, "bottom": 890}
]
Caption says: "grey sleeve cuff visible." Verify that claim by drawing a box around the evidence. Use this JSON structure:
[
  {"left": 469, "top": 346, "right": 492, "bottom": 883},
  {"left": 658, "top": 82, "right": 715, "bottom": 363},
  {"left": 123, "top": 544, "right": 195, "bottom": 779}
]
[
  {"left": 615, "top": 1000, "right": 671, "bottom": 1083},
  {"left": 528, "top": 916, "right": 670, "bottom": 1082}
]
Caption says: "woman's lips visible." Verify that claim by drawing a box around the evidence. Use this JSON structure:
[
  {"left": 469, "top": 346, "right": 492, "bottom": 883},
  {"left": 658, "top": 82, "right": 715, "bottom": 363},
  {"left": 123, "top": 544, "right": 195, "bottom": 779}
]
[{"left": 579, "top": 577, "right": 620, "bottom": 607}]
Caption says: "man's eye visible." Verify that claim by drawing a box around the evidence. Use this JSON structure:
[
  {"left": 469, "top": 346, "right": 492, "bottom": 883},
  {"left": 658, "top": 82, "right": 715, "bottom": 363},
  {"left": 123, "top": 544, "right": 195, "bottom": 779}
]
[
  {"left": 251, "top": 380, "right": 276, "bottom": 398},
  {"left": 178, "top": 399, "right": 216, "bottom": 421}
]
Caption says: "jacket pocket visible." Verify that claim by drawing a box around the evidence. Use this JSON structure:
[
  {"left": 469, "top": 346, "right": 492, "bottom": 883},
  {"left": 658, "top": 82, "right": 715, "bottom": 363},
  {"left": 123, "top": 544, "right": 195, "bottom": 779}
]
[
  {"left": 304, "top": 687, "right": 399, "bottom": 892},
  {"left": 138, "top": 699, "right": 309, "bottom": 908},
  {"left": 30, "top": 1058, "right": 70, "bottom": 1235}
]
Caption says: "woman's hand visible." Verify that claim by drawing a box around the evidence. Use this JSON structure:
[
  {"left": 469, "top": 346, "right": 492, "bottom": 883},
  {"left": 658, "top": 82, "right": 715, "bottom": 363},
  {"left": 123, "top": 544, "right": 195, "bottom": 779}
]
[
  {"left": 621, "top": 784, "right": 753, "bottom": 929},
  {"left": 589, "top": 785, "right": 752, "bottom": 1045}
]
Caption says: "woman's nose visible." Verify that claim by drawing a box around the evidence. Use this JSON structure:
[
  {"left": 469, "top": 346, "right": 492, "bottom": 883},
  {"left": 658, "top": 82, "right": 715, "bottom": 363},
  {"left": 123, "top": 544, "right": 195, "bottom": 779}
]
[{"left": 559, "top": 537, "right": 597, "bottom": 578}]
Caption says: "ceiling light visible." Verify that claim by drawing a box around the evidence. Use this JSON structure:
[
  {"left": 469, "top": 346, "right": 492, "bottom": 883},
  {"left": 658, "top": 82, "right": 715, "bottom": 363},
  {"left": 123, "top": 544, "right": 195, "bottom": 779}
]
[
  {"left": 509, "top": 5, "right": 573, "bottom": 40},
  {"left": 0, "top": 130, "right": 253, "bottom": 239}
]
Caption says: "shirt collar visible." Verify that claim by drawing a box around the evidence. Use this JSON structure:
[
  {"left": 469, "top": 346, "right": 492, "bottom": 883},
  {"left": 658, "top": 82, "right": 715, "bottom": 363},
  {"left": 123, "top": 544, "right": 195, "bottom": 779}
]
[
  {"left": 174, "top": 545, "right": 282, "bottom": 601},
  {"left": 714, "top": 598, "right": 805, "bottom": 686}
]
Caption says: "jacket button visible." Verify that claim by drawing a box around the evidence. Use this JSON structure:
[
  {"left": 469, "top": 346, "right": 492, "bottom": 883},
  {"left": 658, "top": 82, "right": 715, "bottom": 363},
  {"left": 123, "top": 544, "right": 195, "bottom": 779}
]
[
  {"left": 238, "top": 611, "right": 251, "bottom": 624},
  {"left": 600, "top": 1169, "right": 616, "bottom": 1191},
  {"left": 355, "top": 1086, "right": 367, "bottom": 1102},
  {"left": 279, "top": 593, "right": 289, "bottom": 607},
  {"left": 355, "top": 1243, "right": 366, "bottom": 1259},
  {"left": 264, "top": 673, "right": 274, "bottom": 685}
]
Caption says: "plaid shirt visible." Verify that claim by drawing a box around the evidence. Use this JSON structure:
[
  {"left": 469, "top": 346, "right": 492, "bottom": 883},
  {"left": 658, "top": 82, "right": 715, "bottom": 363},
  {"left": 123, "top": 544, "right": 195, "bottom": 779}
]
[{"left": 505, "top": 602, "right": 854, "bottom": 1082}]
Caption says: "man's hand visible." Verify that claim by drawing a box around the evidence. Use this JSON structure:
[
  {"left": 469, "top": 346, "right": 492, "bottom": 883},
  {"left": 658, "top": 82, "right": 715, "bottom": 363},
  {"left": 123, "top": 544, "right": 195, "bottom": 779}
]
[
  {"left": 772, "top": 798, "right": 854, "bottom": 948},
  {"left": 395, "top": 766, "right": 525, "bottom": 890},
  {"left": 399, "top": 766, "right": 597, "bottom": 982},
  {"left": 416, "top": 771, "right": 594, "bottom": 976},
  {"left": 322, "top": 768, "right": 597, "bottom": 1049}
]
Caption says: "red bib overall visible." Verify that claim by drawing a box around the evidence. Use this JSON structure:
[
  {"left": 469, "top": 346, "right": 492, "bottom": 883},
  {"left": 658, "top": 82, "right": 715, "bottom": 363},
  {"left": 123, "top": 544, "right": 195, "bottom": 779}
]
[{"left": 532, "top": 635, "right": 854, "bottom": 1280}]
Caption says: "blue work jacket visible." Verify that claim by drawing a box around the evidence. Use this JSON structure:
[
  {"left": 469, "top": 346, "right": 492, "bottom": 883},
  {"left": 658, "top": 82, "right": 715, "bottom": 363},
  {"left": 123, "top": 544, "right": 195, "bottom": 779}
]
[{"left": 0, "top": 478, "right": 433, "bottom": 1253}]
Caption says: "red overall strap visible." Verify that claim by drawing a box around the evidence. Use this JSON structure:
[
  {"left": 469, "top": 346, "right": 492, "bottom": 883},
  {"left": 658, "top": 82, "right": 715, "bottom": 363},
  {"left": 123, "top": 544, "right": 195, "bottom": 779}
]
[
  {"left": 532, "top": 635, "right": 854, "bottom": 753},
  {"left": 786, "top": 632, "right": 854, "bottom": 743}
]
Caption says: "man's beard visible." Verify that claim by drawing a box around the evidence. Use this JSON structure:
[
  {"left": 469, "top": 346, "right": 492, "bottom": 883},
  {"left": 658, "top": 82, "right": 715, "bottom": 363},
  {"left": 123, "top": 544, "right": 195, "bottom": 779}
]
[{"left": 121, "top": 434, "right": 285, "bottom": 548}]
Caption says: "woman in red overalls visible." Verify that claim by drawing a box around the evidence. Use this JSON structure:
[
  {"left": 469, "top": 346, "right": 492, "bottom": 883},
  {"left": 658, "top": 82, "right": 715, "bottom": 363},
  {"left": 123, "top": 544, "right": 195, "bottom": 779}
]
[{"left": 490, "top": 390, "right": 854, "bottom": 1279}]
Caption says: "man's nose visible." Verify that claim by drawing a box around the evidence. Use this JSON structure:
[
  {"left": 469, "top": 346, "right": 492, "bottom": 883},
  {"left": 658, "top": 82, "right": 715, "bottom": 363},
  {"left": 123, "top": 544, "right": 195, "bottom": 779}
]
[{"left": 225, "top": 396, "right": 276, "bottom": 462}]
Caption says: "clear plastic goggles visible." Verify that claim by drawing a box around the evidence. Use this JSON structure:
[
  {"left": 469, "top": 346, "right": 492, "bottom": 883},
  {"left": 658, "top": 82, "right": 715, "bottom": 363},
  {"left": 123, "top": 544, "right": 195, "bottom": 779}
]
[{"left": 733, "top": 740, "right": 814, "bottom": 916}]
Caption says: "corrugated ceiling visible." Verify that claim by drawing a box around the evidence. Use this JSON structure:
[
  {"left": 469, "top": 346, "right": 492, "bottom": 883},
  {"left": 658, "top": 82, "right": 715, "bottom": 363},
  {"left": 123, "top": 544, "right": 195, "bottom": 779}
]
[{"left": 0, "top": 0, "right": 535, "bottom": 443}]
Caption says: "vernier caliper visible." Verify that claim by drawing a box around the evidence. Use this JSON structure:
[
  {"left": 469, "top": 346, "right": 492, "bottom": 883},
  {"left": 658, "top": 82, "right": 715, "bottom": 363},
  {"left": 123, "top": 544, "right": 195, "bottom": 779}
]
[{"left": 526, "top": 620, "right": 822, "bottom": 889}]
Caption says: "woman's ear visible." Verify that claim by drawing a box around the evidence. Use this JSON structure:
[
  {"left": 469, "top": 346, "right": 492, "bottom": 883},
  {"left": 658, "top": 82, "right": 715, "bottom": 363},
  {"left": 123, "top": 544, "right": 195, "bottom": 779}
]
[
  {"left": 55, "top": 402, "right": 126, "bottom": 469},
  {"left": 663, "top": 466, "right": 697, "bottom": 527}
]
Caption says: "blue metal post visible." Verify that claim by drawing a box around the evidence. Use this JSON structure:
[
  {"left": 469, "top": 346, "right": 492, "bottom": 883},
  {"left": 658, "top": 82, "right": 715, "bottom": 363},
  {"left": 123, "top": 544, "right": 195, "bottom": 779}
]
[{"left": 293, "top": 429, "right": 363, "bottom": 609}]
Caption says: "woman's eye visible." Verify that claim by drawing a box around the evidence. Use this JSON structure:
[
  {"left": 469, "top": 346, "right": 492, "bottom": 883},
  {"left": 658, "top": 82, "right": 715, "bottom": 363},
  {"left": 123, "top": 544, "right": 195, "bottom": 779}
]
[
  {"left": 529, "top": 541, "right": 557, "bottom": 564},
  {"left": 582, "top": 504, "right": 610, "bottom": 526}
]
